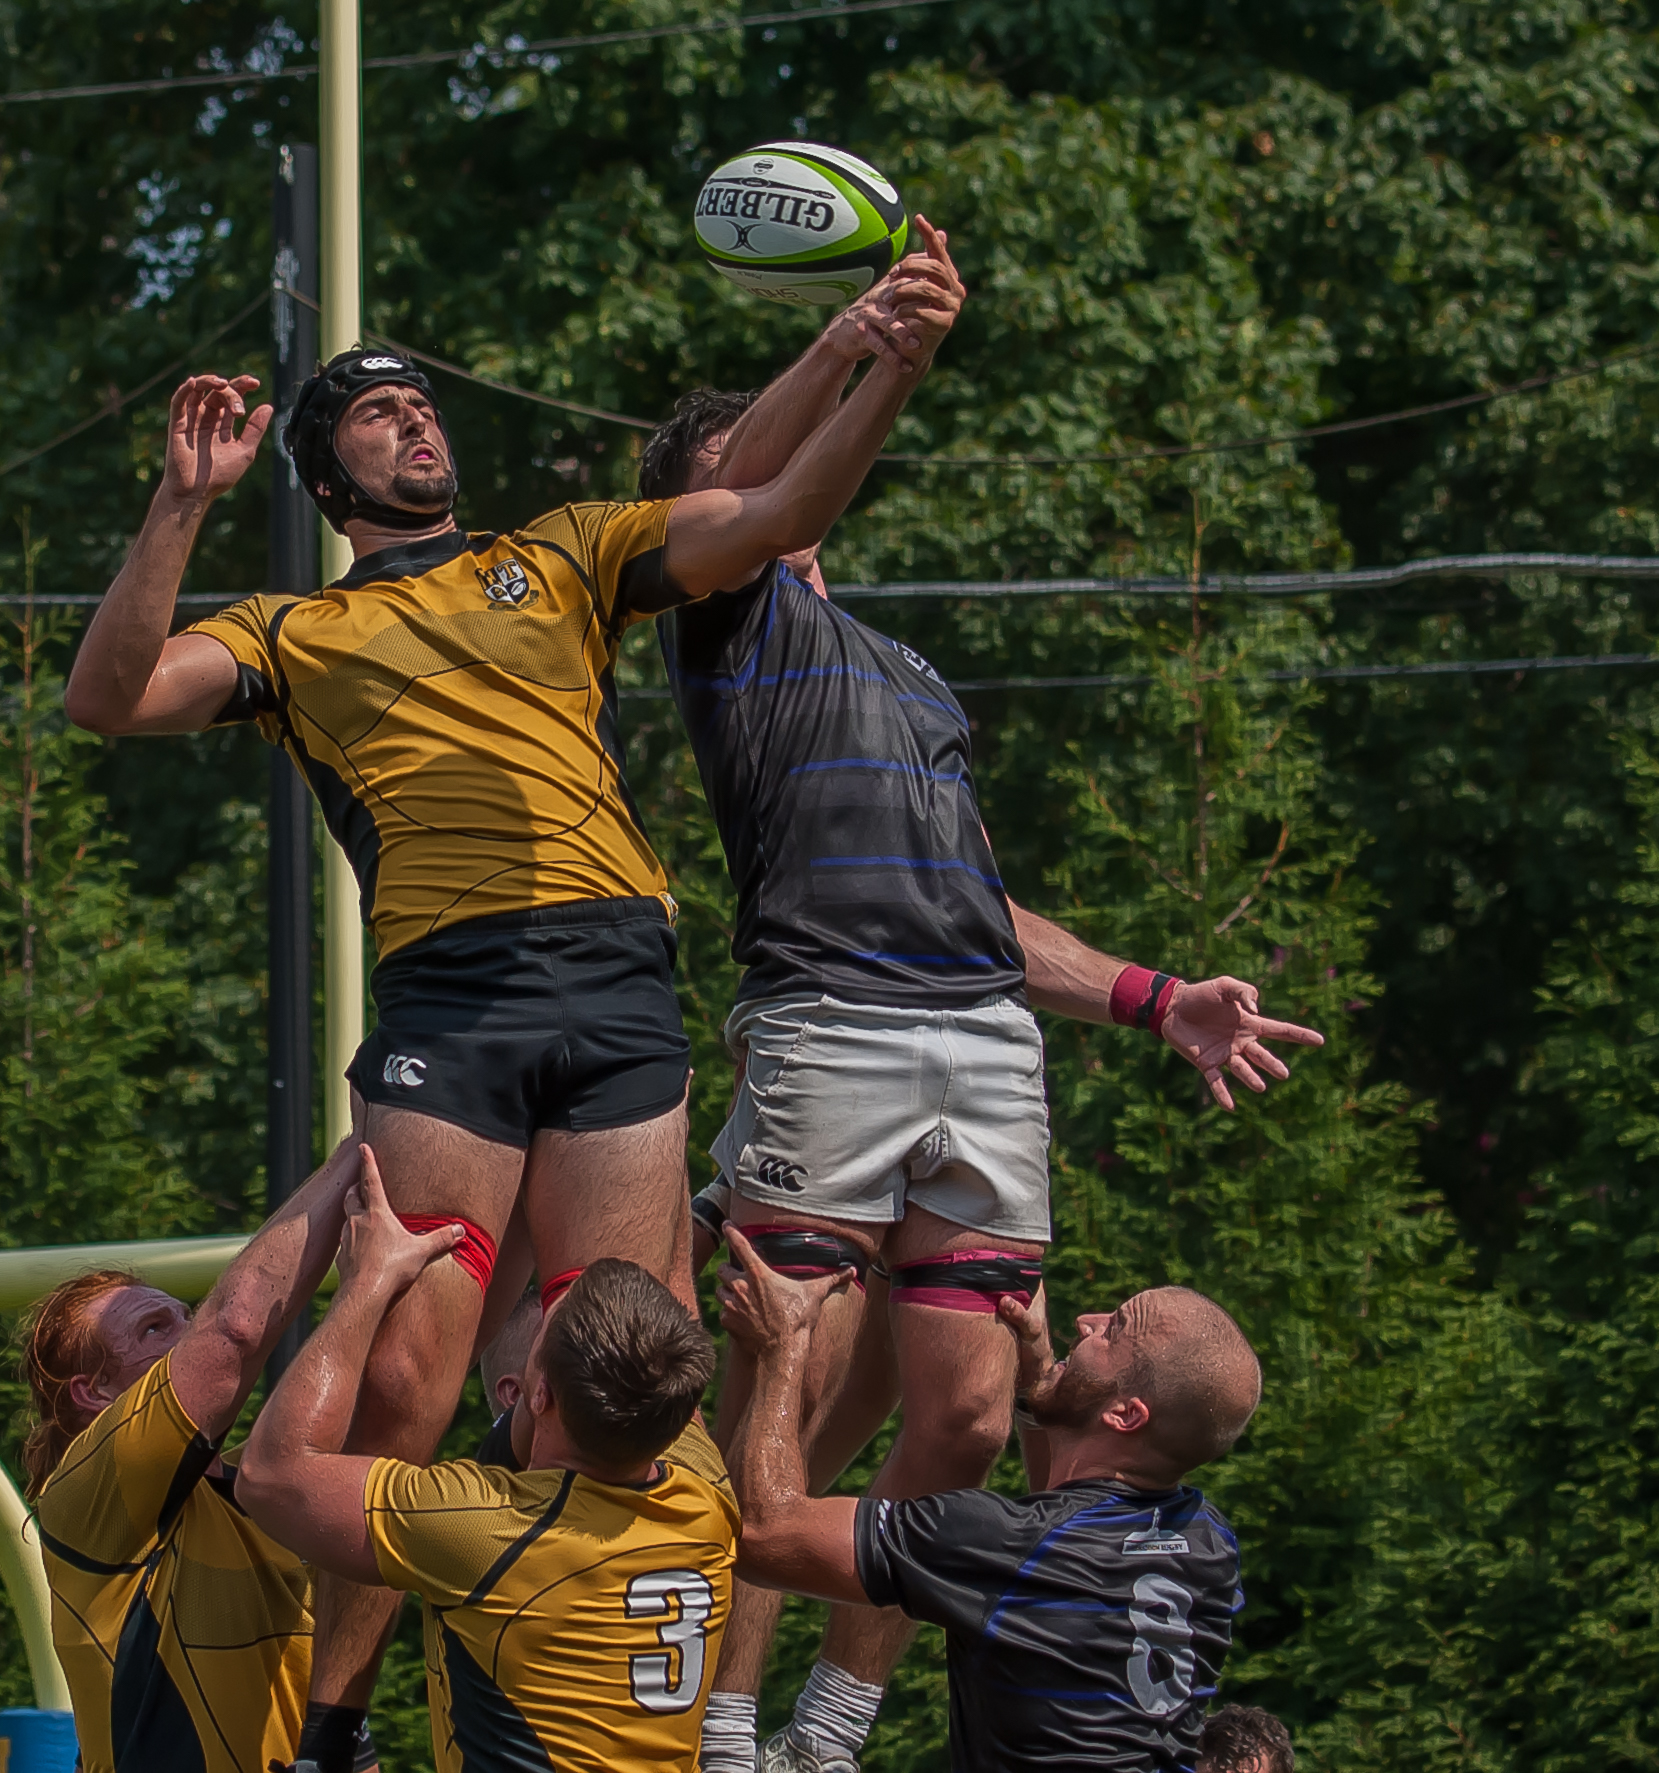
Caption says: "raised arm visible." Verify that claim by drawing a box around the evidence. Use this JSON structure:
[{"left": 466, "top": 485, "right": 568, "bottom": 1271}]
[
  {"left": 1009, "top": 897, "right": 1326, "bottom": 1111},
  {"left": 236, "top": 1148, "right": 462, "bottom": 1582},
  {"left": 717, "top": 1228, "right": 866, "bottom": 1605},
  {"left": 665, "top": 222, "right": 964, "bottom": 596},
  {"left": 166, "top": 1114, "right": 365, "bottom": 1445},
  {"left": 64, "top": 374, "right": 269, "bottom": 736},
  {"left": 714, "top": 217, "right": 963, "bottom": 495}
]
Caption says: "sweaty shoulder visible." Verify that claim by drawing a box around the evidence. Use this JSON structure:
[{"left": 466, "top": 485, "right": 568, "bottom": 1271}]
[{"left": 515, "top": 499, "right": 681, "bottom": 629}]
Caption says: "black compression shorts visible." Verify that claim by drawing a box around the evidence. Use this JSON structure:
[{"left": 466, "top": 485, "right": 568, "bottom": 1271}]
[{"left": 348, "top": 897, "right": 691, "bottom": 1148}]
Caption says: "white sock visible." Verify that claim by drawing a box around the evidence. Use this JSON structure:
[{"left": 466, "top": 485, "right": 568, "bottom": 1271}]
[
  {"left": 701, "top": 1689, "right": 758, "bottom": 1773},
  {"left": 791, "top": 1659, "right": 884, "bottom": 1762}
]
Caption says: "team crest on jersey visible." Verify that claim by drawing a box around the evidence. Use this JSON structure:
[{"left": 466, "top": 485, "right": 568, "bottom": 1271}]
[
  {"left": 477, "top": 559, "right": 537, "bottom": 609},
  {"left": 1123, "top": 1510, "right": 1189, "bottom": 1556}
]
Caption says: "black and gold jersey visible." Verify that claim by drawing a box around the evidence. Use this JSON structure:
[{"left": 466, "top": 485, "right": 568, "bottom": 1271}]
[
  {"left": 35, "top": 1354, "right": 313, "bottom": 1773},
  {"left": 364, "top": 1421, "right": 739, "bottom": 1773},
  {"left": 188, "top": 501, "right": 689, "bottom": 958}
]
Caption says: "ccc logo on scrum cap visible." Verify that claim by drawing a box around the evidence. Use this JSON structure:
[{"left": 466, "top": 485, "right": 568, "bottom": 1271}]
[
  {"left": 477, "top": 559, "right": 538, "bottom": 609},
  {"left": 359, "top": 355, "right": 407, "bottom": 372}
]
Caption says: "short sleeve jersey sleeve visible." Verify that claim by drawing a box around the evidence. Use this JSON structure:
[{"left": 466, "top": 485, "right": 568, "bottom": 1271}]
[
  {"left": 36, "top": 1351, "right": 216, "bottom": 1567},
  {"left": 363, "top": 1457, "right": 522, "bottom": 1608},
  {"left": 516, "top": 499, "right": 682, "bottom": 634},
  {"left": 181, "top": 594, "right": 291, "bottom": 739},
  {"left": 855, "top": 1491, "right": 1032, "bottom": 1638}
]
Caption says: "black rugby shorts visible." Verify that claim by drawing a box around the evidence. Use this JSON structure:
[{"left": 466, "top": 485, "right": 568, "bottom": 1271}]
[{"left": 347, "top": 897, "right": 691, "bottom": 1148}]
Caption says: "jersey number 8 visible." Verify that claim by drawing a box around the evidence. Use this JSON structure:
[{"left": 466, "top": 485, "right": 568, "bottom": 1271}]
[
  {"left": 1127, "top": 1574, "right": 1196, "bottom": 1717},
  {"left": 626, "top": 1570, "right": 715, "bottom": 1714}
]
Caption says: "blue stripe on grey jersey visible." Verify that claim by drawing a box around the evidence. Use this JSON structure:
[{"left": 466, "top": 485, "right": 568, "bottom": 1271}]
[{"left": 662, "top": 564, "right": 1027, "bottom": 1010}]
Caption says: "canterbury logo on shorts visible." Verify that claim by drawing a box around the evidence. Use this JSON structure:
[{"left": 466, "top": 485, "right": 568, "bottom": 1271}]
[
  {"left": 756, "top": 1155, "right": 806, "bottom": 1192},
  {"left": 383, "top": 1054, "right": 428, "bottom": 1087}
]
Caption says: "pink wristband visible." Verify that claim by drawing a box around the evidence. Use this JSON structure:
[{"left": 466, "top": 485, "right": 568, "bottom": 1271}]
[{"left": 1109, "top": 967, "right": 1182, "bottom": 1036}]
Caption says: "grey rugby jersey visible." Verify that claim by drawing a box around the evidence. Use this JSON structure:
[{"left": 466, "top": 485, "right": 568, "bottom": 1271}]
[
  {"left": 661, "top": 565, "right": 1026, "bottom": 1008},
  {"left": 856, "top": 1480, "right": 1243, "bottom": 1772}
]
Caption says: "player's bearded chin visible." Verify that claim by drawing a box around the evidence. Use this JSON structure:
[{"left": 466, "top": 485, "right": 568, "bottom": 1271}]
[
  {"left": 1026, "top": 1358, "right": 1117, "bottom": 1430},
  {"left": 389, "top": 462, "right": 457, "bottom": 512}
]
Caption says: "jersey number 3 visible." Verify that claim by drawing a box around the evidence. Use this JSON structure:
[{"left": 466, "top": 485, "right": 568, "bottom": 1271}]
[{"left": 626, "top": 1570, "right": 715, "bottom": 1714}]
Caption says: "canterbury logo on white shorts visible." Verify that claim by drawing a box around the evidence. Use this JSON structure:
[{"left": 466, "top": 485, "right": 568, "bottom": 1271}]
[{"left": 382, "top": 1054, "right": 427, "bottom": 1087}]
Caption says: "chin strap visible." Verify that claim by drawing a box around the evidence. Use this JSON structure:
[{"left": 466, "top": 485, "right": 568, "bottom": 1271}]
[{"left": 319, "top": 462, "right": 455, "bottom": 535}]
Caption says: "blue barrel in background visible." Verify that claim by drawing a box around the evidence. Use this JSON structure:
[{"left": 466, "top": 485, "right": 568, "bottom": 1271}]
[{"left": 0, "top": 1709, "right": 77, "bottom": 1773}]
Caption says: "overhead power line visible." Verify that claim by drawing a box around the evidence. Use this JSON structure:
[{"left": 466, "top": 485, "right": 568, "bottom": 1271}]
[
  {"left": 11, "top": 553, "right": 1659, "bottom": 607},
  {"left": 0, "top": 0, "right": 950, "bottom": 105},
  {"left": 829, "top": 555, "right": 1659, "bottom": 598},
  {"left": 0, "top": 291, "right": 271, "bottom": 480},
  {"left": 363, "top": 332, "right": 655, "bottom": 431},
  {"left": 880, "top": 339, "right": 1659, "bottom": 468},
  {"left": 280, "top": 278, "right": 1659, "bottom": 463},
  {"left": 602, "top": 651, "right": 1659, "bottom": 697}
]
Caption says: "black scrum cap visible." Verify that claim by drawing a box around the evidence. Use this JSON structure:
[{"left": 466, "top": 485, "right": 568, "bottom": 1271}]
[{"left": 283, "top": 347, "right": 457, "bottom": 535}]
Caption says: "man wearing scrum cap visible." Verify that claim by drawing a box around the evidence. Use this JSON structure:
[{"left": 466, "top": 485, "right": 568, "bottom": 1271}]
[
  {"left": 61, "top": 270, "right": 944, "bottom": 1769},
  {"left": 641, "top": 217, "right": 1322, "bottom": 1773},
  {"left": 718, "top": 1229, "right": 1261, "bottom": 1773}
]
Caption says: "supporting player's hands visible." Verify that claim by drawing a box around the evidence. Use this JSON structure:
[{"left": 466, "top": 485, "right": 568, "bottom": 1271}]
[
  {"left": 717, "top": 1225, "right": 855, "bottom": 1354},
  {"left": 999, "top": 1284, "right": 1060, "bottom": 1398},
  {"left": 336, "top": 1145, "right": 465, "bottom": 1300},
  {"left": 1161, "top": 977, "right": 1325, "bottom": 1112},
  {"left": 162, "top": 374, "right": 273, "bottom": 508}
]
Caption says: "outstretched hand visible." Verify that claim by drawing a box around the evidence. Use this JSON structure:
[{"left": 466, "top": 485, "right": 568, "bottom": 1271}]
[
  {"left": 336, "top": 1146, "right": 465, "bottom": 1298},
  {"left": 163, "top": 374, "right": 273, "bottom": 506},
  {"left": 717, "top": 1225, "right": 855, "bottom": 1354},
  {"left": 1161, "top": 976, "right": 1325, "bottom": 1111},
  {"left": 822, "top": 215, "right": 964, "bottom": 375}
]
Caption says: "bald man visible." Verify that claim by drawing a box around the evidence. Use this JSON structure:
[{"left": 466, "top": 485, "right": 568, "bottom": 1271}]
[{"left": 720, "top": 1231, "right": 1259, "bottom": 1773}]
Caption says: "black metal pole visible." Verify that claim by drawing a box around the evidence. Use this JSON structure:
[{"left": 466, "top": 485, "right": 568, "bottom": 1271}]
[{"left": 266, "top": 143, "right": 319, "bottom": 1384}]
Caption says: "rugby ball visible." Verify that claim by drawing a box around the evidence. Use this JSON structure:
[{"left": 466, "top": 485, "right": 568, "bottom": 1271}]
[{"left": 694, "top": 143, "right": 908, "bottom": 306}]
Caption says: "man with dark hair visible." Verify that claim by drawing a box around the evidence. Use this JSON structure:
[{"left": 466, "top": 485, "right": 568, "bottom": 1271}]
[
  {"left": 1196, "top": 1705, "right": 1295, "bottom": 1773},
  {"left": 643, "top": 247, "right": 1322, "bottom": 1770},
  {"left": 25, "top": 1131, "right": 392, "bottom": 1773},
  {"left": 718, "top": 1231, "right": 1260, "bottom": 1773},
  {"left": 62, "top": 238, "right": 939, "bottom": 1764},
  {"left": 238, "top": 1151, "right": 737, "bottom": 1773}
]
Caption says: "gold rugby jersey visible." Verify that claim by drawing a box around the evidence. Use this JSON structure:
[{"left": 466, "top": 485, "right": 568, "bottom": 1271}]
[
  {"left": 365, "top": 1420, "right": 739, "bottom": 1773},
  {"left": 189, "top": 501, "right": 689, "bottom": 958},
  {"left": 35, "top": 1353, "right": 312, "bottom": 1773}
]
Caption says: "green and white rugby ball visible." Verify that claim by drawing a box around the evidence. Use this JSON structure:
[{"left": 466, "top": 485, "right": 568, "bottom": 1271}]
[{"left": 694, "top": 142, "right": 908, "bottom": 306}]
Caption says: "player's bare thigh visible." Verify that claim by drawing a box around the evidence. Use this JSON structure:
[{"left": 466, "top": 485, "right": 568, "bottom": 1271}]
[
  {"left": 349, "top": 1107, "right": 525, "bottom": 1400},
  {"left": 362, "top": 1098, "right": 525, "bottom": 1200},
  {"left": 522, "top": 1096, "right": 697, "bottom": 1311},
  {"left": 716, "top": 1194, "right": 884, "bottom": 1450}
]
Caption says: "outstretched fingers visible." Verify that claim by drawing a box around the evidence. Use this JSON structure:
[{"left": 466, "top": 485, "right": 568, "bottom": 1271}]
[
  {"left": 1203, "top": 1068, "right": 1237, "bottom": 1113},
  {"left": 1248, "top": 1014, "right": 1326, "bottom": 1047},
  {"left": 1241, "top": 1040, "right": 1290, "bottom": 1082},
  {"left": 239, "top": 404, "right": 276, "bottom": 453}
]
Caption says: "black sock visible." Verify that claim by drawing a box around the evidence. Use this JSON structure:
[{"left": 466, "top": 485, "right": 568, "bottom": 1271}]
[{"left": 296, "top": 1703, "right": 370, "bottom": 1773}]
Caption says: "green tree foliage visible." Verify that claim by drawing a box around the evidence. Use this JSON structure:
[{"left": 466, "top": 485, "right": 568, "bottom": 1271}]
[
  {"left": 0, "top": 536, "right": 201, "bottom": 1244},
  {"left": 10, "top": 0, "right": 1659, "bottom": 1763}
]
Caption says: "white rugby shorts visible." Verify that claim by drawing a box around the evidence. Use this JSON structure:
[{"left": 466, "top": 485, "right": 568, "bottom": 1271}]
[{"left": 710, "top": 993, "right": 1052, "bottom": 1243}]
